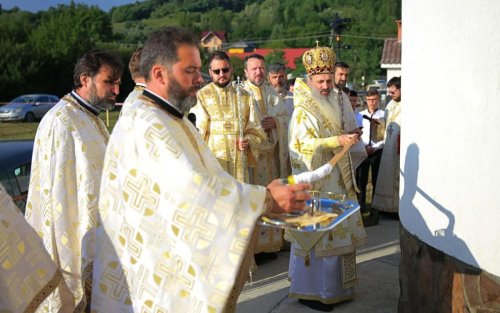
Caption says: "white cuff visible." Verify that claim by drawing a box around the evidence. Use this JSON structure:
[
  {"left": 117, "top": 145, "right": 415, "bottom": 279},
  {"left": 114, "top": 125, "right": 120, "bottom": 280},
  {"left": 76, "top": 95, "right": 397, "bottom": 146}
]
[{"left": 292, "top": 163, "right": 334, "bottom": 184}]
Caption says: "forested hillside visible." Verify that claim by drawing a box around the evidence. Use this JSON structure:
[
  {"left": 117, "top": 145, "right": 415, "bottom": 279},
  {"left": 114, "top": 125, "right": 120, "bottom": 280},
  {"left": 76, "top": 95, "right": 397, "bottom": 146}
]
[{"left": 0, "top": 0, "right": 400, "bottom": 101}]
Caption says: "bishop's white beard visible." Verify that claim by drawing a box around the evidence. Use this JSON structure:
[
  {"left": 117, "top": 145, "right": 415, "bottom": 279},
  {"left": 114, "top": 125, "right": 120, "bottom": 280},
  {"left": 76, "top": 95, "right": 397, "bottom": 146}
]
[{"left": 310, "top": 87, "right": 342, "bottom": 130}]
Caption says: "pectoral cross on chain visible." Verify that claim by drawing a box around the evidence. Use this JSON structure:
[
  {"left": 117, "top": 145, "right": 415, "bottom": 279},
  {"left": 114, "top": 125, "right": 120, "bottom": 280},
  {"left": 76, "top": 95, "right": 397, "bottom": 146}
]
[{"left": 235, "top": 76, "right": 244, "bottom": 90}]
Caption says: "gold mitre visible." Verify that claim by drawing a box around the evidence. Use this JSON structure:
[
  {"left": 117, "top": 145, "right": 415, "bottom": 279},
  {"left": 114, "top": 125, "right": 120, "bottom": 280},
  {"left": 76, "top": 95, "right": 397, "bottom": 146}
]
[{"left": 302, "top": 43, "right": 336, "bottom": 75}]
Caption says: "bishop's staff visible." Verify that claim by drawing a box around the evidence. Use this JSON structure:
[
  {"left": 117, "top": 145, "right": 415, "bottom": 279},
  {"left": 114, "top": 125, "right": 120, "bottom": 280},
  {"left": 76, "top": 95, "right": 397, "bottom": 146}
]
[{"left": 235, "top": 76, "right": 248, "bottom": 182}]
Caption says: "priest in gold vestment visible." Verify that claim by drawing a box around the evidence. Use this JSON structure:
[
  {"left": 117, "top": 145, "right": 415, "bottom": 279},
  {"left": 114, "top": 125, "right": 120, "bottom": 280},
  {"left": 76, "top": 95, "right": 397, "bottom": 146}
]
[
  {"left": 372, "top": 76, "right": 402, "bottom": 213},
  {"left": 286, "top": 46, "right": 367, "bottom": 311},
  {"left": 25, "top": 50, "right": 123, "bottom": 312},
  {"left": 243, "top": 54, "right": 290, "bottom": 255},
  {"left": 91, "top": 26, "right": 310, "bottom": 313},
  {"left": 190, "top": 51, "right": 265, "bottom": 182},
  {"left": 0, "top": 184, "right": 62, "bottom": 312}
]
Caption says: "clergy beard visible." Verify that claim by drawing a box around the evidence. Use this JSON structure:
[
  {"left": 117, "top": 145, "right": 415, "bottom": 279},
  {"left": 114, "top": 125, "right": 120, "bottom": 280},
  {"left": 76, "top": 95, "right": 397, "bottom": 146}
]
[
  {"left": 310, "top": 86, "right": 342, "bottom": 130},
  {"left": 167, "top": 73, "right": 199, "bottom": 114},
  {"left": 88, "top": 83, "right": 116, "bottom": 111},
  {"left": 273, "top": 83, "right": 285, "bottom": 94},
  {"left": 250, "top": 76, "right": 265, "bottom": 87},
  {"left": 335, "top": 81, "right": 346, "bottom": 89},
  {"left": 214, "top": 79, "right": 231, "bottom": 88}
]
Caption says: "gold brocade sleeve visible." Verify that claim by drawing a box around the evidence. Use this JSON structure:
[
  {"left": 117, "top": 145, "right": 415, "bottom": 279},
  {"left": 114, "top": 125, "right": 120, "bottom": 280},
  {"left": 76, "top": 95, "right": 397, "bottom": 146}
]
[
  {"left": 310, "top": 136, "right": 341, "bottom": 150},
  {"left": 289, "top": 107, "right": 341, "bottom": 170}
]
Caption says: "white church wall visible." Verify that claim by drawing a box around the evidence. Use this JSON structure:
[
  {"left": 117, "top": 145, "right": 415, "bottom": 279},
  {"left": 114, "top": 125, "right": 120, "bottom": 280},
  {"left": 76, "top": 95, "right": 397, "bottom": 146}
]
[{"left": 401, "top": 0, "right": 500, "bottom": 276}]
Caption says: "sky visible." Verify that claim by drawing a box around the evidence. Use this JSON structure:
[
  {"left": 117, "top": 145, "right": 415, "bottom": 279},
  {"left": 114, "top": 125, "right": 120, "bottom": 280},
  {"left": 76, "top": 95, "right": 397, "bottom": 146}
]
[{"left": 0, "top": 0, "right": 142, "bottom": 12}]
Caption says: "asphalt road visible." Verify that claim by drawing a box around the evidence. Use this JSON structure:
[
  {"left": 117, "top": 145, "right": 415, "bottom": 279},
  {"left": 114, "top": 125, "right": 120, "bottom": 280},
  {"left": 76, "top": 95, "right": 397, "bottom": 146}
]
[{"left": 236, "top": 215, "right": 401, "bottom": 313}]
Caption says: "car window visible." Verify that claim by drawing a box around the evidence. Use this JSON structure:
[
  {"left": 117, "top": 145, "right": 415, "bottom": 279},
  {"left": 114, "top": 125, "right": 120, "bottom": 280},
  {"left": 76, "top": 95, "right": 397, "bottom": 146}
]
[
  {"left": 24, "top": 96, "right": 38, "bottom": 104},
  {"left": 0, "top": 167, "right": 15, "bottom": 196},
  {"left": 50, "top": 96, "right": 59, "bottom": 103},
  {"left": 38, "top": 96, "right": 49, "bottom": 104},
  {"left": 13, "top": 162, "right": 31, "bottom": 194},
  {"left": 10, "top": 96, "right": 26, "bottom": 104}
]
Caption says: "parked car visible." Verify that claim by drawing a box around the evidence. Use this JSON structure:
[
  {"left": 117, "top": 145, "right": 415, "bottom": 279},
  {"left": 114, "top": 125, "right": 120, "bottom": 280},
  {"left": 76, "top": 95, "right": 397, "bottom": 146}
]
[
  {"left": 0, "top": 94, "right": 59, "bottom": 122},
  {"left": 0, "top": 140, "right": 34, "bottom": 213}
]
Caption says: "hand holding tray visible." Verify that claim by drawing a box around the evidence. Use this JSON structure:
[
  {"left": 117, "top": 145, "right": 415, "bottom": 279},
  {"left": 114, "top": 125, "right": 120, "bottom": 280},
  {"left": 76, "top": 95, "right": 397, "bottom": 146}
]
[{"left": 258, "top": 197, "right": 360, "bottom": 232}]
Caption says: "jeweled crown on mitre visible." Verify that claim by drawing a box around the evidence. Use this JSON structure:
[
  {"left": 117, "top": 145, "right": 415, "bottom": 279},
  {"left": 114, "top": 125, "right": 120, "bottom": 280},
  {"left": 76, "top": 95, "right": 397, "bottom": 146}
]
[{"left": 302, "top": 42, "right": 336, "bottom": 75}]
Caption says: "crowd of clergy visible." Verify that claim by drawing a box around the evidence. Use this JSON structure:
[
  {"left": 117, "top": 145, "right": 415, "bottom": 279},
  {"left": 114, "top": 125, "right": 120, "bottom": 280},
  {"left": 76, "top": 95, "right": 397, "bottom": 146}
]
[{"left": 0, "top": 26, "right": 401, "bottom": 313}]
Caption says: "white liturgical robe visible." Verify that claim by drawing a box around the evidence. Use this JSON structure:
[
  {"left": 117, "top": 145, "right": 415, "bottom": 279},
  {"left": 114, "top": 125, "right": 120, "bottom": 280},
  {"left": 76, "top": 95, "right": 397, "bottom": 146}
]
[
  {"left": 371, "top": 99, "right": 401, "bottom": 213},
  {"left": 0, "top": 186, "right": 62, "bottom": 312},
  {"left": 120, "top": 83, "right": 146, "bottom": 116},
  {"left": 242, "top": 81, "right": 289, "bottom": 254},
  {"left": 286, "top": 79, "right": 366, "bottom": 304},
  {"left": 25, "top": 92, "right": 109, "bottom": 312},
  {"left": 91, "top": 90, "right": 267, "bottom": 313}
]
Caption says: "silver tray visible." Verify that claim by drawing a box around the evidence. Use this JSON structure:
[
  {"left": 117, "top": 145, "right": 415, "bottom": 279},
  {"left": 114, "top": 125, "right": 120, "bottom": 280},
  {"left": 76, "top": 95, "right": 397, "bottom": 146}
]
[{"left": 258, "top": 198, "right": 360, "bottom": 232}]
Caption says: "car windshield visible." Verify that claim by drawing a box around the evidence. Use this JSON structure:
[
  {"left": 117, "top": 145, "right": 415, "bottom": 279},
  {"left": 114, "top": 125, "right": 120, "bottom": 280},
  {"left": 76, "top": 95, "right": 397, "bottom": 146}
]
[{"left": 10, "top": 96, "right": 39, "bottom": 104}]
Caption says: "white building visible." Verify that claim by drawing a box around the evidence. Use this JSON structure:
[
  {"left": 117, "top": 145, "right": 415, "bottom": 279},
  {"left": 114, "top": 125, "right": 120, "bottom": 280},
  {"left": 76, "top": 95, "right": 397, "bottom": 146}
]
[{"left": 400, "top": 1, "right": 500, "bottom": 310}]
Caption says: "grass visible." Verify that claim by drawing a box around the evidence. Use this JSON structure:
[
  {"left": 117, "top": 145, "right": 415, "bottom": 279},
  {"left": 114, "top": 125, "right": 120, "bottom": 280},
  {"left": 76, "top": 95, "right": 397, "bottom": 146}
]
[{"left": 0, "top": 111, "right": 121, "bottom": 140}]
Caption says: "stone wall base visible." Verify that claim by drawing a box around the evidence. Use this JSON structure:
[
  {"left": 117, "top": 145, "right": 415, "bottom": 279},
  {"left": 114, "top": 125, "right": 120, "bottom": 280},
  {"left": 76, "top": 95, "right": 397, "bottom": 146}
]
[{"left": 399, "top": 224, "right": 500, "bottom": 313}]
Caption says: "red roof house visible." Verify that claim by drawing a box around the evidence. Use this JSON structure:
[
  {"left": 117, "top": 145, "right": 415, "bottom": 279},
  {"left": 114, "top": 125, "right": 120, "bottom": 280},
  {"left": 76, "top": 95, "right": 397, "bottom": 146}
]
[
  {"left": 228, "top": 48, "right": 309, "bottom": 70},
  {"left": 380, "top": 20, "right": 402, "bottom": 81}
]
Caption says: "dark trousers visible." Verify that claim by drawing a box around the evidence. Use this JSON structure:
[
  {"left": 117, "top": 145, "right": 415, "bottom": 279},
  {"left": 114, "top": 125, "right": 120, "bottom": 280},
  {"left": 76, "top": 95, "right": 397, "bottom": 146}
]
[{"left": 356, "top": 148, "right": 383, "bottom": 212}]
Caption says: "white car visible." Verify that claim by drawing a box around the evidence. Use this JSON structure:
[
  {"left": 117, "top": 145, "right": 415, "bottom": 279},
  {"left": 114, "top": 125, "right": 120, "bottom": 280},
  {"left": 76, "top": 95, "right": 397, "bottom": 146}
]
[{"left": 0, "top": 94, "right": 59, "bottom": 122}]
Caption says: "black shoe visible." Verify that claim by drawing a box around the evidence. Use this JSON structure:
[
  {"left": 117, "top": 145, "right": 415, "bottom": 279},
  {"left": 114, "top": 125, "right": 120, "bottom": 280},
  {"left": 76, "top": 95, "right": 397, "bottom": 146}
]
[
  {"left": 281, "top": 241, "right": 291, "bottom": 251},
  {"left": 298, "top": 299, "right": 334, "bottom": 312},
  {"left": 254, "top": 252, "right": 278, "bottom": 265},
  {"left": 378, "top": 210, "right": 400, "bottom": 220},
  {"left": 362, "top": 209, "right": 379, "bottom": 227}
]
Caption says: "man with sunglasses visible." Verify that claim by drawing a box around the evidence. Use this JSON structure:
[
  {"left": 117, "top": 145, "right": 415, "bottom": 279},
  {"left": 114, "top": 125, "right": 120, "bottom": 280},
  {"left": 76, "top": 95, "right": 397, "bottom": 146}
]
[
  {"left": 190, "top": 51, "right": 265, "bottom": 182},
  {"left": 371, "top": 76, "right": 401, "bottom": 214}
]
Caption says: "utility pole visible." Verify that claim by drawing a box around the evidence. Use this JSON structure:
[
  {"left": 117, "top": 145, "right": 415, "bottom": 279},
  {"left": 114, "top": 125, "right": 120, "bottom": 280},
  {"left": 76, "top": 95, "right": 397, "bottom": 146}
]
[{"left": 329, "top": 13, "right": 351, "bottom": 60}]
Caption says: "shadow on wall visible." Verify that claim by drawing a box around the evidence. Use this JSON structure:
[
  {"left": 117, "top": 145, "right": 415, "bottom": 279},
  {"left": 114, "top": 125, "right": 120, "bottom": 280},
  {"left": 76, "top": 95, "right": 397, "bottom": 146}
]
[
  {"left": 399, "top": 143, "right": 482, "bottom": 313},
  {"left": 400, "top": 143, "right": 478, "bottom": 267}
]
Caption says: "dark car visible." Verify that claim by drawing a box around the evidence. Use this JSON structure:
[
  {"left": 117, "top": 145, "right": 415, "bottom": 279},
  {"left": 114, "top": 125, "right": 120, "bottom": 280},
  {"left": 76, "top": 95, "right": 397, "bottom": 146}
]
[
  {"left": 0, "top": 94, "right": 59, "bottom": 122},
  {"left": 0, "top": 140, "right": 34, "bottom": 213}
]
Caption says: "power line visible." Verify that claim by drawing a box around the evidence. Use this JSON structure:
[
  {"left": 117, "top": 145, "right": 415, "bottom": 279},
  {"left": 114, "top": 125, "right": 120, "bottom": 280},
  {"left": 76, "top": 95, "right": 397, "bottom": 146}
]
[
  {"left": 100, "top": 32, "right": 391, "bottom": 47},
  {"left": 221, "top": 32, "right": 390, "bottom": 45},
  {"left": 224, "top": 33, "right": 330, "bottom": 45},
  {"left": 224, "top": 32, "right": 331, "bottom": 44},
  {"left": 341, "top": 34, "right": 389, "bottom": 41}
]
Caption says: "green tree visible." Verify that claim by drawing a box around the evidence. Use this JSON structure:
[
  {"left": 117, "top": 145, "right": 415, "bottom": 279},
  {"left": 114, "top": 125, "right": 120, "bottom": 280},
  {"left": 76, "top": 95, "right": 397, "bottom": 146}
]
[
  {"left": 264, "top": 50, "right": 286, "bottom": 66},
  {"left": 292, "top": 56, "right": 306, "bottom": 78},
  {"left": 28, "top": 3, "right": 115, "bottom": 95},
  {"left": 230, "top": 56, "right": 245, "bottom": 80},
  {"left": 0, "top": 10, "right": 39, "bottom": 100}
]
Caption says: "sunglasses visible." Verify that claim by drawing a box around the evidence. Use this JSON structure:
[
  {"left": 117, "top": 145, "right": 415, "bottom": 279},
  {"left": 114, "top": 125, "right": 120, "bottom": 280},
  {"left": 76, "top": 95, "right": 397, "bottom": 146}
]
[{"left": 211, "top": 67, "right": 230, "bottom": 75}]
